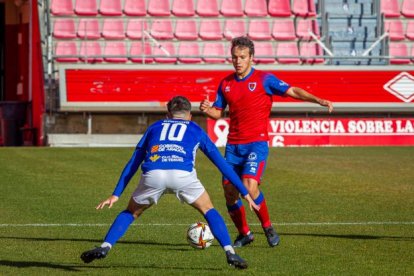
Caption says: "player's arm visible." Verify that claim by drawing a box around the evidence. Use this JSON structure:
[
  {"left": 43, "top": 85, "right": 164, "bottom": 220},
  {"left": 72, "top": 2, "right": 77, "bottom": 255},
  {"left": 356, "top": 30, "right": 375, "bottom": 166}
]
[
  {"left": 199, "top": 100, "right": 224, "bottom": 120},
  {"left": 285, "top": 87, "right": 334, "bottom": 113}
]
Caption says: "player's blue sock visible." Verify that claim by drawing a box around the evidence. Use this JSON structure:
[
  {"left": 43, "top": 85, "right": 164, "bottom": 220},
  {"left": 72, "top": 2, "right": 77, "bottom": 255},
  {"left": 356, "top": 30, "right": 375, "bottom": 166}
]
[
  {"left": 204, "top": 208, "right": 232, "bottom": 248},
  {"left": 103, "top": 209, "right": 135, "bottom": 246}
]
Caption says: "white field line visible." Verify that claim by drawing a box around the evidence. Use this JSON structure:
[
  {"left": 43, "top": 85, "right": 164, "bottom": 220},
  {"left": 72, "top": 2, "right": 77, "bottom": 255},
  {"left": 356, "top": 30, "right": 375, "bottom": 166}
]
[{"left": 0, "top": 221, "right": 413, "bottom": 227}]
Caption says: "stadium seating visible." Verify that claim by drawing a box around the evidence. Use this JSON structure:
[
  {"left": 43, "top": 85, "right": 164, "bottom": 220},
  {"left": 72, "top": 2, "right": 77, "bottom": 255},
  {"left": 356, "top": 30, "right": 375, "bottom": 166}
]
[
  {"left": 153, "top": 42, "right": 177, "bottom": 63},
  {"left": 150, "top": 20, "right": 174, "bottom": 40},
  {"left": 202, "top": 42, "right": 226, "bottom": 63},
  {"left": 130, "top": 42, "right": 154, "bottom": 63},
  {"left": 253, "top": 42, "right": 275, "bottom": 64},
  {"left": 300, "top": 42, "right": 325, "bottom": 64},
  {"left": 384, "top": 20, "right": 405, "bottom": 41},
  {"left": 53, "top": 19, "right": 76, "bottom": 39},
  {"left": 148, "top": 0, "right": 170, "bottom": 16},
  {"left": 99, "top": 0, "right": 122, "bottom": 16},
  {"left": 272, "top": 20, "right": 296, "bottom": 40},
  {"left": 50, "top": 0, "right": 74, "bottom": 15},
  {"left": 292, "top": 0, "right": 317, "bottom": 17},
  {"left": 74, "top": 0, "right": 98, "bottom": 16},
  {"left": 196, "top": 0, "right": 219, "bottom": 16},
  {"left": 244, "top": 0, "right": 268, "bottom": 17},
  {"left": 199, "top": 19, "right": 223, "bottom": 40},
  {"left": 380, "top": 0, "right": 400, "bottom": 18},
  {"left": 248, "top": 19, "right": 272, "bottom": 40},
  {"left": 178, "top": 42, "right": 202, "bottom": 63},
  {"left": 276, "top": 42, "right": 301, "bottom": 64},
  {"left": 77, "top": 19, "right": 100, "bottom": 39},
  {"left": 79, "top": 41, "right": 103, "bottom": 63},
  {"left": 104, "top": 42, "right": 128, "bottom": 63},
  {"left": 268, "top": 0, "right": 292, "bottom": 17},
  {"left": 102, "top": 19, "right": 125, "bottom": 40},
  {"left": 296, "top": 19, "right": 320, "bottom": 40},
  {"left": 401, "top": 0, "right": 414, "bottom": 18},
  {"left": 175, "top": 20, "right": 198, "bottom": 40},
  {"left": 172, "top": 0, "right": 195, "bottom": 17},
  {"left": 220, "top": 0, "right": 244, "bottom": 17},
  {"left": 389, "top": 42, "right": 411, "bottom": 64},
  {"left": 123, "top": 0, "right": 146, "bottom": 16},
  {"left": 55, "top": 41, "right": 78, "bottom": 62},
  {"left": 223, "top": 19, "right": 246, "bottom": 40},
  {"left": 406, "top": 20, "right": 414, "bottom": 40},
  {"left": 126, "top": 19, "right": 148, "bottom": 40}
]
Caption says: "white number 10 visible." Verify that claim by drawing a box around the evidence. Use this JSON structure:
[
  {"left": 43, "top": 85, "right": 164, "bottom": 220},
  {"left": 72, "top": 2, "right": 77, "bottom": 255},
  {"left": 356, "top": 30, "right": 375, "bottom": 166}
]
[{"left": 160, "top": 123, "right": 187, "bottom": 141}]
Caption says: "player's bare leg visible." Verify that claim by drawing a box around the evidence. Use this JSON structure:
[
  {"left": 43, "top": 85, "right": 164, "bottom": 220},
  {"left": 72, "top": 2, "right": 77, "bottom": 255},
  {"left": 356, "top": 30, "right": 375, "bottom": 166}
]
[{"left": 81, "top": 198, "right": 151, "bottom": 263}]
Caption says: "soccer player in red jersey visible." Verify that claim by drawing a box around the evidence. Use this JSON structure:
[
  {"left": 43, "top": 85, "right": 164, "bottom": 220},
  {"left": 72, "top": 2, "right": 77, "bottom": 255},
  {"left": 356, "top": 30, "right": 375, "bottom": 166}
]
[{"left": 200, "top": 37, "right": 333, "bottom": 247}]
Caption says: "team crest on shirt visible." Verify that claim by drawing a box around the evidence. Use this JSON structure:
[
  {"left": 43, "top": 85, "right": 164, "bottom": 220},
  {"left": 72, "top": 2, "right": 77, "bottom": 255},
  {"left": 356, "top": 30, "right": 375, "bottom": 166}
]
[
  {"left": 224, "top": 86, "right": 231, "bottom": 93},
  {"left": 248, "top": 82, "right": 257, "bottom": 92},
  {"left": 248, "top": 152, "right": 257, "bottom": 161}
]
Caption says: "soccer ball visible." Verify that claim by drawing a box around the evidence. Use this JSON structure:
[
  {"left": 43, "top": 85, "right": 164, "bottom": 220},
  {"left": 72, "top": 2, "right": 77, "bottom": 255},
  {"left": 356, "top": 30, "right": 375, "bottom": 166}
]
[{"left": 186, "top": 222, "right": 214, "bottom": 249}]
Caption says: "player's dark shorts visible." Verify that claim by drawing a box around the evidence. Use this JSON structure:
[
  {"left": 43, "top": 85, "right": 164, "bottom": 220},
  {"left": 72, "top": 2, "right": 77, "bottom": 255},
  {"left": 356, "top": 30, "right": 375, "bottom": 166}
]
[{"left": 223, "top": 141, "right": 269, "bottom": 185}]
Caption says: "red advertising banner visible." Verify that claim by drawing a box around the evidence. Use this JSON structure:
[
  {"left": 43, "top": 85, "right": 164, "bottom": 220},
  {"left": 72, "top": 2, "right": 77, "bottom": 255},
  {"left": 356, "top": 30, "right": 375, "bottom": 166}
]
[
  {"left": 60, "top": 67, "right": 414, "bottom": 111},
  {"left": 207, "top": 118, "right": 414, "bottom": 147}
]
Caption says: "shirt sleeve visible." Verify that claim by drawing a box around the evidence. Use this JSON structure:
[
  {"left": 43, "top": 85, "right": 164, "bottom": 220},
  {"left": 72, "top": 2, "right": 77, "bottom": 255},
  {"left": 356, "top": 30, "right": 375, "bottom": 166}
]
[
  {"left": 263, "top": 73, "right": 291, "bottom": 96},
  {"left": 212, "top": 81, "right": 227, "bottom": 110},
  {"left": 199, "top": 132, "right": 249, "bottom": 197},
  {"left": 112, "top": 131, "right": 148, "bottom": 197}
]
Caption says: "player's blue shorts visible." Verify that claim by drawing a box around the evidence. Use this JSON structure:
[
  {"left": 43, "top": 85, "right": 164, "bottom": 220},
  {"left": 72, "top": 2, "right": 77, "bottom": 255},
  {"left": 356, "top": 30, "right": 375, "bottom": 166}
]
[{"left": 223, "top": 141, "right": 269, "bottom": 185}]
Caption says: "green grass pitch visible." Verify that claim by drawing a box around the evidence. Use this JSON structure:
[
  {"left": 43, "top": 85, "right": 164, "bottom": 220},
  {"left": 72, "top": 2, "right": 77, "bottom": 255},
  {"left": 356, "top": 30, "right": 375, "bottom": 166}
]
[{"left": 0, "top": 147, "right": 413, "bottom": 275}]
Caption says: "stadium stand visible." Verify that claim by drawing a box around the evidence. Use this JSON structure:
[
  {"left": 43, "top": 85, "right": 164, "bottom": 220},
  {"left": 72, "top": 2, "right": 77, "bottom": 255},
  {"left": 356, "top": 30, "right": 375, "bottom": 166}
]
[
  {"left": 272, "top": 19, "right": 296, "bottom": 40},
  {"left": 380, "top": 0, "right": 401, "bottom": 18},
  {"left": 202, "top": 42, "right": 226, "bottom": 63},
  {"left": 126, "top": 19, "right": 148, "bottom": 40},
  {"left": 248, "top": 19, "right": 272, "bottom": 40},
  {"left": 50, "top": 0, "right": 74, "bottom": 16},
  {"left": 175, "top": 19, "right": 198, "bottom": 40},
  {"left": 401, "top": 0, "right": 414, "bottom": 18},
  {"left": 389, "top": 42, "right": 411, "bottom": 64},
  {"left": 275, "top": 42, "right": 301, "bottom": 64},
  {"left": 172, "top": 0, "right": 195, "bottom": 17},
  {"left": 74, "top": 0, "right": 98, "bottom": 16},
  {"left": 253, "top": 41, "right": 275, "bottom": 64},
  {"left": 385, "top": 20, "right": 405, "bottom": 41},
  {"left": 99, "top": 0, "right": 123, "bottom": 16},
  {"left": 178, "top": 42, "right": 202, "bottom": 63},
  {"left": 196, "top": 0, "right": 219, "bottom": 17},
  {"left": 268, "top": 0, "right": 292, "bottom": 17},
  {"left": 123, "top": 0, "right": 147, "bottom": 16},
  {"left": 77, "top": 19, "right": 100, "bottom": 39},
  {"left": 102, "top": 19, "right": 125, "bottom": 39},
  {"left": 199, "top": 19, "right": 223, "bottom": 40},
  {"left": 53, "top": 18, "right": 76, "bottom": 39},
  {"left": 79, "top": 41, "right": 103, "bottom": 63},
  {"left": 148, "top": 0, "right": 171, "bottom": 16},
  {"left": 406, "top": 20, "right": 414, "bottom": 40},
  {"left": 220, "top": 0, "right": 244, "bottom": 17},
  {"left": 130, "top": 42, "right": 154, "bottom": 63},
  {"left": 244, "top": 0, "right": 268, "bottom": 17},
  {"left": 55, "top": 41, "right": 78, "bottom": 62}
]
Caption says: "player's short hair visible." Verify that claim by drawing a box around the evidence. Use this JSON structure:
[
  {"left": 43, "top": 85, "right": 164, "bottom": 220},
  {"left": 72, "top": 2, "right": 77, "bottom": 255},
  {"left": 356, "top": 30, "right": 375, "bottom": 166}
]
[
  {"left": 167, "top": 96, "right": 191, "bottom": 116},
  {"left": 231, "top": 36, "right": 255, "bottom": 56}
]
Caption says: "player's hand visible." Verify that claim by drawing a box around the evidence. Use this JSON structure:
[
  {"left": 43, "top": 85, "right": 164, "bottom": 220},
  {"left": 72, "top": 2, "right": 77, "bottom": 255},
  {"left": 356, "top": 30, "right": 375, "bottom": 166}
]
[
  {"left": 319, "top": 99, "right": 333, "bottom": 113},
  {"left": 96, "top": 195, "right": 119, "bottom": 209},
  {"left": 199, "top": 99, "right": 211, "bottom": 113},
  {"left": 243, "top": 194, "right": 260, "bottom": 212}
]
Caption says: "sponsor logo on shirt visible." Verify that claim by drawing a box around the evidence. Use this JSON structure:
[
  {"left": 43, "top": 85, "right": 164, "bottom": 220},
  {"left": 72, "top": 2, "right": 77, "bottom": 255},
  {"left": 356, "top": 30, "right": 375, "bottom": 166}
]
[
  {"left": 250, "top": 167, "right": 257, "bottom": 173},
  {"left": 151, "top": 145, "right": 159, "bottom": 153},
  {"left": 161, "top": 155, "right": 184, "bottom": 162},
  {"left": 151, "top": 144, "right": 186, "bottom": 154},
  {"left": 149, "top": 154, "right": 160, "bottom": 162},
  {"left": 248, "top": 82, "right": 257, "bottom": 92}
]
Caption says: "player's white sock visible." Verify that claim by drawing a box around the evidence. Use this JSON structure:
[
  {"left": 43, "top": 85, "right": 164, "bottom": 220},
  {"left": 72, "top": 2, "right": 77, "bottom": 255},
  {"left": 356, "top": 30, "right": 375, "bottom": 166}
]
[
  {"left": 100, "top": 242, "right": 112, "bottom": 249},
  {"left": 224, "top": 245, "right": 235, "bottom": 254}
]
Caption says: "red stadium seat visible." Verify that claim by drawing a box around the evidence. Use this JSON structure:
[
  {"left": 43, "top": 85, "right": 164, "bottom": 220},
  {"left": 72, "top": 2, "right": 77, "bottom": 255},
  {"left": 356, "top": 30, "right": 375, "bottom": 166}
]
[
  {"left": 268, "top": 0, "right": 292, "bottom": 17},
  {"left": 202, "top": 42, "right": 226, "bottom": 63},
  {"left": 292, "top": 0, "right": 317, "bottom": 17},
  {"left": 53, "top": 19, "right": 76, "bottom": 39},
  {"left": 102, "top": 19, "right": 125, "bottom": 40},
  {"left": 153, "top": 42, "right": 177, "bottom": 63},
  {"left": 77, "top": 19, "right": 100, "bottom": 39},
  {"left": 401, "top": 0, "right": 414, "bottom": 18},
  {"left": 244, "top": 0, "right": 268, "bottom": 17},
  {"left": 150, "top": 20, "right": 174, "bottom": 40},
  {"left": 223, "top": 19, "right": 246, "bottom": 40},
  {"left": 411, "top": 45, "right": 414, "bottom": 62},
  {"left": 248, "top": 19, "right": 271, "bottom": 40},
  {"left": 75, "top": 0, "right": 98, "bottom": 16},
  {"left": 272, "top": 19, "right": 296, "bottom": 40},
  {"left": 126, "top": 19, "right": 148, "bottom": 40},
  {"left": 99, "top": 0, "right": 122, "bottom": 16},
  {"left": 300, "top": 42, "right": 324, "bottom": 64},
  {"left": 50, "top": 0, "right": 74, "bottom": 15},
  {"left": 148, "top": 0, "right": 170, "bottom": 16},
  {"left": 172, "top": 0, "right": 195, "bottom": 16},
  {"left": 55, "top": 41, "right": 78, "bottom": 62},
  {"left": 384, "top": 20, "right": 405, "bottom": 41},
  {"left": 130, "top": 42, "right": 154, "bottom": 63},
  {"left": 178, "top": 42, "right": 202, "bottom": 63},
  {"left": 389, "top": 43, "right": 411, "bottom": 64},
  {"left": 79, "top": 41, "right": 103, "bottom": 63},
  {"left": 253, "top": 42, "right": 275, "bottom": 64},
  {"left": 104, "top": 42, "right": 128, "bottom": 63},
  {"left": 276, "top": 42, "right": 300, "bottom": 64},
  {"left": 199, "top": 19, "right": 223, "bottom": 40},
  {"left": 220, "top": 0, "right": 244, "bottom": 17},
  {"left": 296, "top": 19, "right": 320, "bottom": 40},
  {"left": 124, "top": 0, "right": 146, "bottom": 16},
  {"left": 175, "top": 20, "right": 198, "bottom": 40},
  {"left": 196, "top": 0, "right": 219, "bottom": 16},
  {"left": 380, "top": 0, "right": 400, "bottom": 18},
  {"left": 406, "top": 20, "right": 414, "bottom": 40}
]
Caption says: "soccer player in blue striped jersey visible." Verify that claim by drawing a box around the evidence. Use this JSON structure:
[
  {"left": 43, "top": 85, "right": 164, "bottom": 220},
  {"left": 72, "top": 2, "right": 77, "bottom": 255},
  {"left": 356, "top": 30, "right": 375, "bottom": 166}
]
[{"left": 80, "top": 96, "right": 259, "bottom": 269}]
